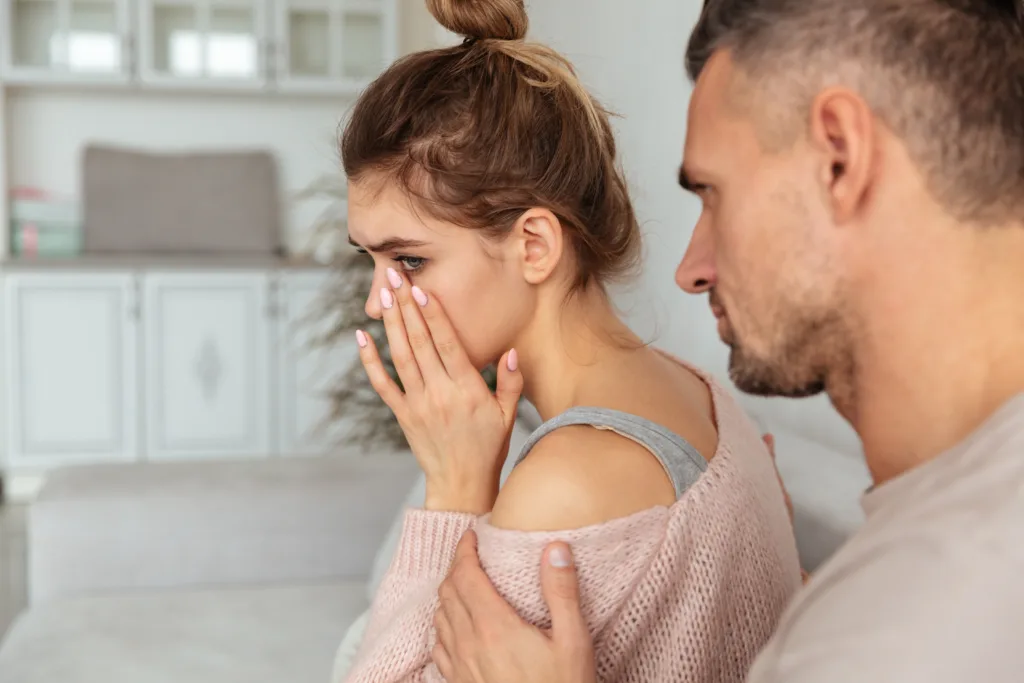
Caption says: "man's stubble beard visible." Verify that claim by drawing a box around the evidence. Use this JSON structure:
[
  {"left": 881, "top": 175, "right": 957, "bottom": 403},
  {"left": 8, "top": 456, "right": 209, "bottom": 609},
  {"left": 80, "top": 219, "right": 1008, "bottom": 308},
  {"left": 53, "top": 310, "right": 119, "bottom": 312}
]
[{"left": 724, "top": 306, "right": 855, "bottom": 402}]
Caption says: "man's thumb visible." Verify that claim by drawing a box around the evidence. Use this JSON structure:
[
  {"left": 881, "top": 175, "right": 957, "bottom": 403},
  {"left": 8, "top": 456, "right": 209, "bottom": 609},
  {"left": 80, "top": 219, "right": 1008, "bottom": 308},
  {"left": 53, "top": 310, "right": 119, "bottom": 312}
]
[
  {"left": 541, "top": 542, "right": 588, "bottom": 643},
  {"left": 496, "top": 348, "right": 524, "bottom": 421}
]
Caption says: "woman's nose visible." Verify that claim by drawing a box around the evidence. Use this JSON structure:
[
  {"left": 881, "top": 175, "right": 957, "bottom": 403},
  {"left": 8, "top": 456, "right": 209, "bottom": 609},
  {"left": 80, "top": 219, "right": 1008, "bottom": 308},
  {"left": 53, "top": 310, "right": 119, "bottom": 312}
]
[{"left": 364, "top": 269, "right": 385, "bottom": 320}]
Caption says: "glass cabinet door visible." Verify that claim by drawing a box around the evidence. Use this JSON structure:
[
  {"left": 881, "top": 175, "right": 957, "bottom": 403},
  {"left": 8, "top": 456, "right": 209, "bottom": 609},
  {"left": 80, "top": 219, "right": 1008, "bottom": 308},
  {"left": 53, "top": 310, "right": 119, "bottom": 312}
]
[
  {"left": 141, "top": 0, "right": 264, "bottom": 86},
  {"left": 284, "top": 4, "right": 331, "bottom": 80},
  {"left": 341, "top": 4, "right": 384, "bottom": 81},
  {"left": 6, "top": 0, "right": 128, "bottom": 80},
  {"left": 274, "top": 0, "right": 395, "bottom": 92},
  {"left": 9, "top": 0, "right": 60, "bottom": 70}
]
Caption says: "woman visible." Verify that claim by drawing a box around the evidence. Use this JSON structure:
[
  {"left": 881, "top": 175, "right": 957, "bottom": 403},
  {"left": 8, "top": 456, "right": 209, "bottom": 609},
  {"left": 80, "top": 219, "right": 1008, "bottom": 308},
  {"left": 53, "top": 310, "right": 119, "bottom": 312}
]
[{"left": 341, "top": 0, "right": 802, "bottom": 680}]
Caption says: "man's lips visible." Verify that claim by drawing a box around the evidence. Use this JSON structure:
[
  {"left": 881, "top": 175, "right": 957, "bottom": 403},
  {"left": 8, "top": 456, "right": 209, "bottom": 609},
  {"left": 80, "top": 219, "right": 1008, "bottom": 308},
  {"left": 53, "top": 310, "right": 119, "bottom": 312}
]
[{"left": 710, "top": 303, "right": 726, "bottom": 320}]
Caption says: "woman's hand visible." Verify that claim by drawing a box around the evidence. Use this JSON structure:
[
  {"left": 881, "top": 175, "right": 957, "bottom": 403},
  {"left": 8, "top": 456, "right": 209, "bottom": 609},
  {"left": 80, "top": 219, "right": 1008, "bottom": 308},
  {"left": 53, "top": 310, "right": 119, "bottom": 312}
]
[{"left": 356, "top": 267, "right": 523, "bottom": 515}]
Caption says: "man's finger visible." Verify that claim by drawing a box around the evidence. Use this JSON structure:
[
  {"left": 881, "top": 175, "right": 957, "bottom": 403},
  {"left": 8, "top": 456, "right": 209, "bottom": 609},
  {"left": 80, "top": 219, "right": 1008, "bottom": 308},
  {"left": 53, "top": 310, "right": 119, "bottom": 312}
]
[
  {"left": 433, "top": 608, "right": 456, "bottom": 657},
  {"left": 431, "top": 643, "right": 454, "bottom": 681},
  {"left": 450, "top": 532, "right": 522, "bottom": 625},
  {"left": 437, "top": 577, "right": 474, "bottom": 649},
  {"left": 454, "top": 529, "right": 479, "bottom": 564},
  {"left": 540, "top": 542, "right": 590, "bottom": 646}
]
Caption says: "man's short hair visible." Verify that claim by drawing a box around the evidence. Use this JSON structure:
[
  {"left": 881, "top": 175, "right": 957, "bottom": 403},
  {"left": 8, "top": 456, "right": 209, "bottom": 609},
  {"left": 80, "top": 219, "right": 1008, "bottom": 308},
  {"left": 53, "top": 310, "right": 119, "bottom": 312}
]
[{"left": 686, "top": 0, "right": 1024, "bottom": 224}]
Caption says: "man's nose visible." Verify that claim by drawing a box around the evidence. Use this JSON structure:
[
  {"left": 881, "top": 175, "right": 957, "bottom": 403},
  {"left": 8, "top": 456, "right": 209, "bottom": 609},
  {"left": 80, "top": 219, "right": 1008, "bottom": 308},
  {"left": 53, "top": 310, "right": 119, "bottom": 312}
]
[{"left": 675, "top": 223, "right": 716, "bottom": 295}]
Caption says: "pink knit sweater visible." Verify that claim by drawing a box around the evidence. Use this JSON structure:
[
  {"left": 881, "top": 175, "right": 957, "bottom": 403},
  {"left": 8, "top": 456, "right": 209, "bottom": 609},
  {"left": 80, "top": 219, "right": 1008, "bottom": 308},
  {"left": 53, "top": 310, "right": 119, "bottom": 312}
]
[{"left": 345, "top": 369, "right": 802, "bottom": 683}]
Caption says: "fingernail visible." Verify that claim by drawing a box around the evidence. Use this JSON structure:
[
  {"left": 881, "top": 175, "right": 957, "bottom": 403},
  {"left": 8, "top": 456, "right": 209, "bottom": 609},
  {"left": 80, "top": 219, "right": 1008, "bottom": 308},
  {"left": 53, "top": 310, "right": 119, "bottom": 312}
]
[
  {"left": 506, "top": 348, "right": 518, "bottom": 372},
  {"left": 411, "top": 285, "right": 428, "bottom": 306},
  {"left": 355, "top": 330, "right": 367, "bottom": 348},
  {"left": 386, "top": 267, "right": 403, "bottom": 289},
  {"left": 380, "top": 288, "right": 394, "bottom": 309},
  {"left": 548, "top": 545, "right": 572, "bottom": 568}
]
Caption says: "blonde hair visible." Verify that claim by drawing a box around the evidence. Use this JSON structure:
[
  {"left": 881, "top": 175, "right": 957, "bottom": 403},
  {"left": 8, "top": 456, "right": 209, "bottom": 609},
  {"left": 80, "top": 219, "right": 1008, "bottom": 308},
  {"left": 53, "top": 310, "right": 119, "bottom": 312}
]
[{"left": 341, "top": 0, "right": 640, "bottom": 292}]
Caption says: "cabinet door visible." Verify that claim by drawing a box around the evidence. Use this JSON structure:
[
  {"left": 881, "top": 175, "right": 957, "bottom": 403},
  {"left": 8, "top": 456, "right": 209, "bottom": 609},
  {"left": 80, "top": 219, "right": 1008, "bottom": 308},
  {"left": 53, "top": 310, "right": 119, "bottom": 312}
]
[
  {"left": 2, "top": 0, "right": 132, "bottom": 84},
  {"left": 3, "top": 273, "right": 139, "bottom": 469},
  {"left": 273, "top": 0, "right": 397, "bottom": 94},
  {"left": 275, "top": 270, "right": 354, "bottom": 455},
  {"left": 137, "top": 0, "right": 267, "bottom": 89},
  {"left": 143, "top": 272, "right": 271, "bottom": 459}
]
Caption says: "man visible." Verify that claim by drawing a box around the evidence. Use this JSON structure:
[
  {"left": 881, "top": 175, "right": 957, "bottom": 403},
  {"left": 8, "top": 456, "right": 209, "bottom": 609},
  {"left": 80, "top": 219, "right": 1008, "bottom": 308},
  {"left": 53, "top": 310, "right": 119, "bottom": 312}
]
[{"left": 430, "top": 0, "right": 1024, "bottom": 681}]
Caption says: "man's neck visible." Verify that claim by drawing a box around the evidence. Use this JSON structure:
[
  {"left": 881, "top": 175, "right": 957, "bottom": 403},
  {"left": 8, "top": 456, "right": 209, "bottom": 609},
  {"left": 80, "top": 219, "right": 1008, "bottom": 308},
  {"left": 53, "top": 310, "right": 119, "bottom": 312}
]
[{"left": 844, "top": 220, "right": 1024, "bottom": 485}]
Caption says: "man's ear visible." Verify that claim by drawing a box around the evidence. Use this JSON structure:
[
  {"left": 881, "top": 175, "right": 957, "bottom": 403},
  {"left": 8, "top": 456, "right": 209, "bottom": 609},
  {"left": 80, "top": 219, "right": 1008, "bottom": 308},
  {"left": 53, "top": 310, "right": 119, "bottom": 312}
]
[
  {"left": 809, "top": 87, "right": 875, "bottom": 224},
  {"left": 511, "top": 208, "right": 565, "bottom": 285}
]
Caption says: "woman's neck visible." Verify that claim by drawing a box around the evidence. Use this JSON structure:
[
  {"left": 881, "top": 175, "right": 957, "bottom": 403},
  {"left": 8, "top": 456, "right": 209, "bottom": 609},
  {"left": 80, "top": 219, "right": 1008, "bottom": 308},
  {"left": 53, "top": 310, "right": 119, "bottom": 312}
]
[{"left": 514, "top": 285, "right": 644, "bottom": 421}]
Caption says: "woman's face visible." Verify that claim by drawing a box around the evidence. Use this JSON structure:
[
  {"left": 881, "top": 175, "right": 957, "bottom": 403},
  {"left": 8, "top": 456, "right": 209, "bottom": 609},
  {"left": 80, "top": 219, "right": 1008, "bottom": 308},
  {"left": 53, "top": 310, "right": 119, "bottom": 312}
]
[{"left": 347, "top": 179, "right": 537, "bottom": 369}]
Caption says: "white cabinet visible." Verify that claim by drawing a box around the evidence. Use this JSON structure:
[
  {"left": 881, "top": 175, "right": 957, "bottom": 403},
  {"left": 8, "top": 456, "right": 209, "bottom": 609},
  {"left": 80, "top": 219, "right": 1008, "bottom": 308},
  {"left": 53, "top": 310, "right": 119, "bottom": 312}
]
[
  {"left": 137, "top": 0, "right": 268, "bottom": 89},
  {"left": 1, "top": 0, "right": 133, "bottom": 84},
  {"left": 273, "top": 0, "right": 397, "bottom": 94},
  {"left": 275, "top": 270, "right": 352, "bottom": 454},
  {"left": 2, "top": 273, "right": 138, "bottom": 468},
  {"left": 143, "top": 271, "right": 271, "bottom": 459},
  {"left": 0, "top": 267, "right": 338, "bottom": 480}
]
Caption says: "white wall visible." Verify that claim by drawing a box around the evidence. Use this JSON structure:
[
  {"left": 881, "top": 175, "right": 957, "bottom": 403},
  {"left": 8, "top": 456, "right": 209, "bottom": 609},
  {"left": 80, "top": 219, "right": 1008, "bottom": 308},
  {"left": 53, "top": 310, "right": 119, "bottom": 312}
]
[
  {"left": 527, "top": 1, "right": 862, "bottom": 457},
  {"left": 4, "top": 0, "right": 443, "bottom": 255}
]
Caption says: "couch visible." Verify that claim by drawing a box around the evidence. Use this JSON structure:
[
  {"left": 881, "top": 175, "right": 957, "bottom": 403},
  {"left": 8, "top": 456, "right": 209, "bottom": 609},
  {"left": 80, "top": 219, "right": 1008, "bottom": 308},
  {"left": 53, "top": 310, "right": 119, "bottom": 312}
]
[
  {"left": 0, "top": 403, "right": 871, "bottom": 683},
  {"left": 0, "top": 452, "right": 420, "bottom": 683}
]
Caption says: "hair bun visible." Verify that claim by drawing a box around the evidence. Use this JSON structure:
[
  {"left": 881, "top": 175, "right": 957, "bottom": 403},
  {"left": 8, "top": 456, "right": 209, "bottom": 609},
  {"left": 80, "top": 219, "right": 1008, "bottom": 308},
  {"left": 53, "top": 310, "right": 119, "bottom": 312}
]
[{"left": 426, "top": 0, "right": 528, "bottom": 42}]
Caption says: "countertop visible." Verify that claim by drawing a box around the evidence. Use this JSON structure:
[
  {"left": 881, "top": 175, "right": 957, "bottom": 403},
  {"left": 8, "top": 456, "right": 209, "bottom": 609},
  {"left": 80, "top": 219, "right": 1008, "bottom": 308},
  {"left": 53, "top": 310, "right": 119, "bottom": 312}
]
[{"left": 0, "top": 254, "right": 333, "bottom": 271}]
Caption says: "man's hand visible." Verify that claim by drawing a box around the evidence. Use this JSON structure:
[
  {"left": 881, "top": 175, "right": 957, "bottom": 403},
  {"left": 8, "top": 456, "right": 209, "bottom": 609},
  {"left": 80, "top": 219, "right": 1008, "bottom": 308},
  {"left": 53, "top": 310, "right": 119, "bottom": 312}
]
[{"left": 432, "top": 531, "right": 597, "bottom": 683}]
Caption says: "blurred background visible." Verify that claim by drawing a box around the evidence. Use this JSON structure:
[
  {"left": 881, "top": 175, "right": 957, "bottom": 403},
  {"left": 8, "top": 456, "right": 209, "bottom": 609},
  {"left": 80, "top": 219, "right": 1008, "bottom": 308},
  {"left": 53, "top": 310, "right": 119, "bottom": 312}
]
[{"left": 0, "top": 1, "right": 870, "bottom": 681}]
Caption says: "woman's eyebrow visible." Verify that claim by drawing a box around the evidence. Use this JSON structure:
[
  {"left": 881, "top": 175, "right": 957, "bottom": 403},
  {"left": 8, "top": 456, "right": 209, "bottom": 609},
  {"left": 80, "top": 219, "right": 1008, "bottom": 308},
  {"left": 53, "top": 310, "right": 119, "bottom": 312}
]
[{"left": 348, "top": 236, "right": 429, "bottom": 252}]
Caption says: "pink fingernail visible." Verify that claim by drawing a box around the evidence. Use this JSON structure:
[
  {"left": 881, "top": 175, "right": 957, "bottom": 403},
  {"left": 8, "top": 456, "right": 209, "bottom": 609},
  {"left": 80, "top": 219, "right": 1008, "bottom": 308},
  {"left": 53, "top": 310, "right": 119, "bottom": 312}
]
[
  {"left": 380, "top": 288, "right": 394, "bottom": 309},
  {"left": 411, "top": 285, "right": 428, "bottom": 306},
  {"left": 506, "top": 348, "right": 518, "bottom": 372},
  {"left": 355, "top": 330, "right": 367, "bottom": 348},
  {"left": 548, "top": 544, "right": 572, "bottom": 568},
  {"left": 386, "top": 267, "right": 403, "bottom": 289}
]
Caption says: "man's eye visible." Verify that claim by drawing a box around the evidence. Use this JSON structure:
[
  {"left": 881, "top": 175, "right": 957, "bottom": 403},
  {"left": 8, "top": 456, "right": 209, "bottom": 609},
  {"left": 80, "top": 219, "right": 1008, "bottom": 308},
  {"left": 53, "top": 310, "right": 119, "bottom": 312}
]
[{"left": 395, "top": 256, "right": 427, "bottom": 272}]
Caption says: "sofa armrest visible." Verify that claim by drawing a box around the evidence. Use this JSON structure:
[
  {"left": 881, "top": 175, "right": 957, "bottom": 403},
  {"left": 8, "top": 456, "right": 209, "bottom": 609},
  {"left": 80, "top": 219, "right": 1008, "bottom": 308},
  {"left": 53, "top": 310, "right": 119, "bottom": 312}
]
[{"left": 27, "top": 454, "right": 420, "bottom": 604}]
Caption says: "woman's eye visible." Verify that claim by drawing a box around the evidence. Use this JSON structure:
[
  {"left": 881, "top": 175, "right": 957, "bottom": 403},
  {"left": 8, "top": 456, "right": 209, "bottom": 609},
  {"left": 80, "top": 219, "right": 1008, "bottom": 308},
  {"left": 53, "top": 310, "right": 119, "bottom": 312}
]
[{"left": 395, "top": 256, "right": 427, "bottom": 272}]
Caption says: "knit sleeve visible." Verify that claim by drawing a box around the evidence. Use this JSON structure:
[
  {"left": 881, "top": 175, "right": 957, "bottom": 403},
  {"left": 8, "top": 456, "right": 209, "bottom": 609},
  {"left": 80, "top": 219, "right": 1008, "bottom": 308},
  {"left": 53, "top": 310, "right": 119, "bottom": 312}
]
[
  {"left": 343, "top": 506, "right": 671, "bottom": 683},
  {"left": 474, "top": 507, "right": 671, "bottom": 634},
  {"left": 344, "top": 508, "right": 475, "bottom": 683}
]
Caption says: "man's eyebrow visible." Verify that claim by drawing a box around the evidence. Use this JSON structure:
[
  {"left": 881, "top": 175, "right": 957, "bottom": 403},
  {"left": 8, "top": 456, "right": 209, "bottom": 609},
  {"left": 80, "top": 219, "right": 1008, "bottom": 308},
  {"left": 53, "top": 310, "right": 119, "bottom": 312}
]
[{"left": 348, "top": 236, "right": 429, "bottom": 252}]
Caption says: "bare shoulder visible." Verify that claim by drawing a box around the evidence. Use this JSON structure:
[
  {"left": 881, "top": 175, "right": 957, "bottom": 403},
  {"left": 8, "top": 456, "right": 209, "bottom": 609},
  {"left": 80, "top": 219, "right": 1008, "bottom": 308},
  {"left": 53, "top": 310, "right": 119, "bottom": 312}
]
[{"left": 489, "top": 425, "right": 677, "bottom": 532}]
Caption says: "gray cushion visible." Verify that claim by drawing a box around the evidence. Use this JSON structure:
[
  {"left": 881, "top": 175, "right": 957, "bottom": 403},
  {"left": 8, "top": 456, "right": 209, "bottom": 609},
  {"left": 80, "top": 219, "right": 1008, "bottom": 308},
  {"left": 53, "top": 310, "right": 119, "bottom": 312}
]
[
  {"left": 0, "top": 580, "right": 366, "bottom": 683},
  {"left": 81, "top": 144, "right": 282, "bottom": 255}
]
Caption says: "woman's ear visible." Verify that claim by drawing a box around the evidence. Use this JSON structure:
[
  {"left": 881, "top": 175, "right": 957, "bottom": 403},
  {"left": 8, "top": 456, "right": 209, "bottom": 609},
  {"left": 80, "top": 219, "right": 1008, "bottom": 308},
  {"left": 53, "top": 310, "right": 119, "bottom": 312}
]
[{"left": 512, "top": 208, "right": 564, "bottom": 285}]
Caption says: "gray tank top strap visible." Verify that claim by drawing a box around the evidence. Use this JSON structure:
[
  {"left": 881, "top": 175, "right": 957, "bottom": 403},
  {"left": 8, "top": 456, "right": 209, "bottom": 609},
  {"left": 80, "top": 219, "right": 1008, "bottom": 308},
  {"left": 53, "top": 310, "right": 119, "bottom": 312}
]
[{"left": 513, "top": 407, "right": 708, "bottom": 499}]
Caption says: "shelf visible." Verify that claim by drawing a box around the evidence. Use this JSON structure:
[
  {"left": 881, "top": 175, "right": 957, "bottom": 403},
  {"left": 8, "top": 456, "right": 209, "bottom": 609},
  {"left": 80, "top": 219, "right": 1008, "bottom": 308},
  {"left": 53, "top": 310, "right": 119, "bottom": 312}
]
[{"left": 0, "top": 0, "right": 397, "bottom": 95}]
